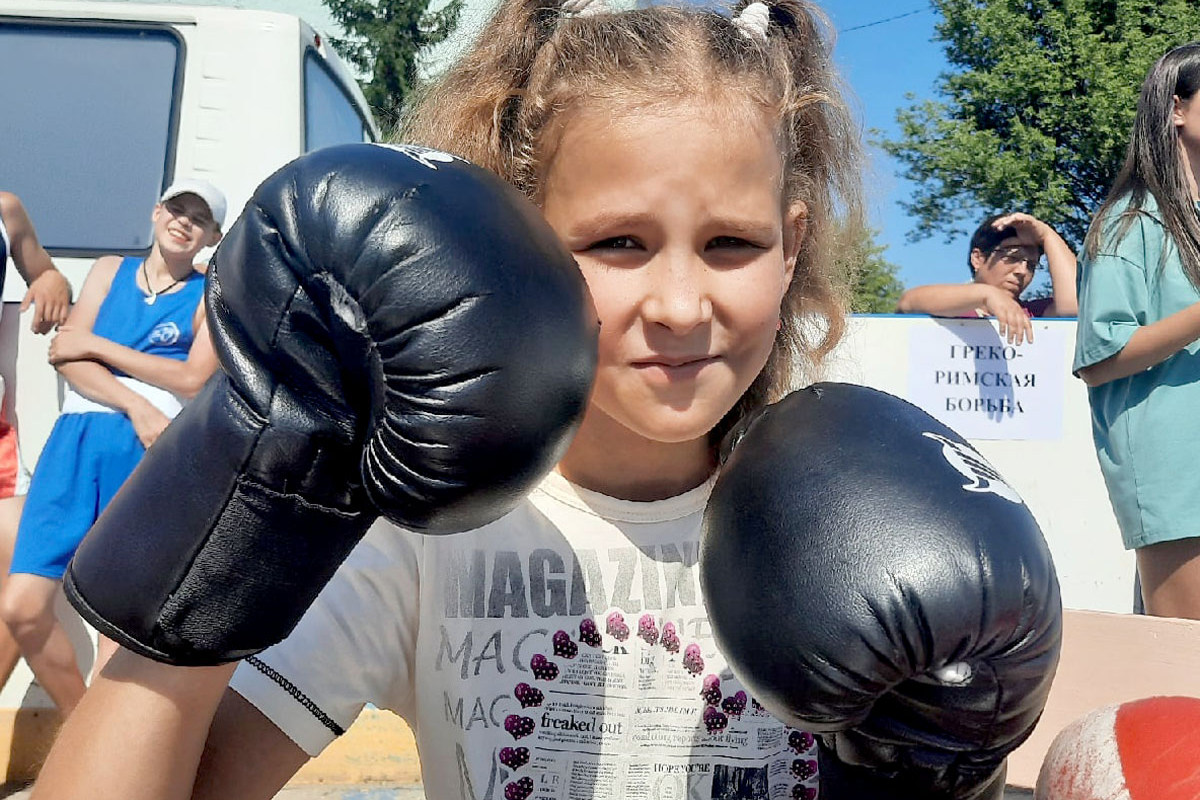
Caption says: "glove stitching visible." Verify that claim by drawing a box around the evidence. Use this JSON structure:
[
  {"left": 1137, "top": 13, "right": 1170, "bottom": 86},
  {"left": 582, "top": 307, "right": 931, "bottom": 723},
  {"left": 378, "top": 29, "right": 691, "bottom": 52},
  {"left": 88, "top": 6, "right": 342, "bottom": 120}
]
[
  {"left": 235, "top": 473, "right": 363, "bottom": 517},
  {"left": 245, "top": 655, "right": 346, "bottom": 736}
]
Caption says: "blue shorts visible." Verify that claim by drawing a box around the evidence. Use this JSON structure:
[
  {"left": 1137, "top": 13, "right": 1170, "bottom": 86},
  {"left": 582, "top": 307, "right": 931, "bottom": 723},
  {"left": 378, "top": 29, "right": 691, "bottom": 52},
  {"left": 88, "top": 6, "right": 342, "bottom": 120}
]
[{"left": 11, "top": 413, "right": 144, "bottom": 579}]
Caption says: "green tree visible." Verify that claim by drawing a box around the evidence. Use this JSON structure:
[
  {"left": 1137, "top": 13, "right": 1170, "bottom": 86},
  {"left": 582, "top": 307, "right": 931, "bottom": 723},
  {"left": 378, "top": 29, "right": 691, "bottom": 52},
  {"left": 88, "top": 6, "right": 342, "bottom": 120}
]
[
  {"left": 881, "top": 0, "right": 1200, "bottom": 248},
  {"left": 324, "top": 0, "right": 464, "bottom": 134},
  {"left": 838, "top": 226, "right": 906, "bottom": 313}
]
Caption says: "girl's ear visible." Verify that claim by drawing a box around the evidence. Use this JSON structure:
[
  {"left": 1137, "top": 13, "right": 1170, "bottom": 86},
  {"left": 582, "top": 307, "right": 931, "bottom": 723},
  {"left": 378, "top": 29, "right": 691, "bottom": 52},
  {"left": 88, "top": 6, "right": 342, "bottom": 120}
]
[
  {"left": 207, "top": 229, "right": 224, "bottom": 248},
  {"left": 1174, "top": 95, "right": 1186, "bottom": 127},
  {"left": 783, "top": 201, "right": 808, "bottom": 285}
]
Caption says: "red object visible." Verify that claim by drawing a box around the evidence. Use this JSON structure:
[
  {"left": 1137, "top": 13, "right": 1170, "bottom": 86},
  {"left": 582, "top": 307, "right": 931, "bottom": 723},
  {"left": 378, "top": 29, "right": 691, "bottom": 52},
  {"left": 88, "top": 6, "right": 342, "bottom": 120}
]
[
  {"left": 1036, "top": 696, "right": 1200, "bottom": 799},
  {"left": 0, "top": 418, "right": 19, "bottom": 499}
]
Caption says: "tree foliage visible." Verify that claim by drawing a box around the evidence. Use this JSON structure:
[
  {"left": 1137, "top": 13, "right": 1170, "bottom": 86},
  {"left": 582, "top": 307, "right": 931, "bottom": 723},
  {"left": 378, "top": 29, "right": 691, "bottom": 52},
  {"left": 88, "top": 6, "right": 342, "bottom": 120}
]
[
  {"left": 324, "top": 0, "right": 463, "bottom": 134},
  {"left": 881, "top": 0, "right": 1200, "bottom": 247},
  {"left": 838, "top": 226, "right": 906, "bottom": 313}
]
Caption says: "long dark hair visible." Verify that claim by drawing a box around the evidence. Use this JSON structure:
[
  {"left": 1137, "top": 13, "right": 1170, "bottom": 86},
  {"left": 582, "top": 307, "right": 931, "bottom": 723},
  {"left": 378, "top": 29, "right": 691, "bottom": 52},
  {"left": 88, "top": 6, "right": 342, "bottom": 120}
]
[{"left": 1084, "top": 42, "right": 1200, "bottom": 285}]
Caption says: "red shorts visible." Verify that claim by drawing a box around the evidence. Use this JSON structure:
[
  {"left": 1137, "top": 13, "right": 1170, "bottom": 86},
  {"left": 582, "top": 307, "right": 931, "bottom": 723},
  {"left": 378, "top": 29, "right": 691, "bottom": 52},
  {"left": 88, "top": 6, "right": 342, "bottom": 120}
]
[{"left": 0, "top": 414, "right": 26, "bottom": 499}]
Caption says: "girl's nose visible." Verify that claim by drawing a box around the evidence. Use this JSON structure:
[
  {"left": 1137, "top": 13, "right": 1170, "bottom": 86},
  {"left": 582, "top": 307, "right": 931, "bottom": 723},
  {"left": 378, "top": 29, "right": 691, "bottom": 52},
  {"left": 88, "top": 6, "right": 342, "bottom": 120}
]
[{"left": 641, "top": 252, "right": 713, "bottom": 333}]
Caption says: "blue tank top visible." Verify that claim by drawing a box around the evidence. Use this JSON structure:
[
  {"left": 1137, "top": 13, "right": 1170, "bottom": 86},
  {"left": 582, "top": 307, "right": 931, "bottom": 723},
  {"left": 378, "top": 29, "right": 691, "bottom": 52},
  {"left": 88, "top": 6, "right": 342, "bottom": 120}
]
[{"left": 91, "top": 257, "right": 205, "bottom": 373}]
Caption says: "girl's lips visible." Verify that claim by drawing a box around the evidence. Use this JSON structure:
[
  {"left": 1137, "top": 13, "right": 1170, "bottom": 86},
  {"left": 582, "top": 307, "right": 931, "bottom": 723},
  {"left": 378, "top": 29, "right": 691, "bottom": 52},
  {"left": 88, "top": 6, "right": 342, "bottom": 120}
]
[
  {"left": 633, "top": 354, "right": 716, "bottom": 367},
  {"left": 632, "top": 356, "right": 719, "bottom": 381}
]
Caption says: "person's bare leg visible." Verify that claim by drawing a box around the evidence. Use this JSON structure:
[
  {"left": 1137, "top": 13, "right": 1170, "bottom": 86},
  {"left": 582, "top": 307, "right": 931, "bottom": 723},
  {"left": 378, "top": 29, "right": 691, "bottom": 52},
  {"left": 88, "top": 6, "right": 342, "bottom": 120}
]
[
  {"left": 1136, "top": 536, "right": 1200, "bottom": 620},
  {"left": 0, "top": 573, "right": 85, "bottom": 715},
  {"left": 89, "top": 635, "right": 119, "bottom": 684},
  {"left": 0, "top": 495, "right": 26, "bottom": 689}
]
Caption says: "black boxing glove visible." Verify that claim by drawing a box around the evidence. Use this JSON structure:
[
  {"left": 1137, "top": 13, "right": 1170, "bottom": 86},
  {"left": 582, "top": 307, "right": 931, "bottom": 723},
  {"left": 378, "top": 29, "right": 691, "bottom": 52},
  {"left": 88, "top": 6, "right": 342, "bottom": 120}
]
[
  {"left": 700, "top": 383, "right": 1061, "bottom": 800},
  {"left": 64, "top": 144, "right": 596, "bottom": 666}
]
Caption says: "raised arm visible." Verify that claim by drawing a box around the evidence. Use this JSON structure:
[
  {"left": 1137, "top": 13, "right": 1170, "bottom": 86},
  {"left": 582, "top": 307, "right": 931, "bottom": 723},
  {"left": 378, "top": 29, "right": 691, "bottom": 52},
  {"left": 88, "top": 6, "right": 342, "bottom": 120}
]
[
  {"left": 0, "top": 191, "right": 71, "bottom": 332},
  {"left": 50, "top": 302, "right": 218, "bottom": 399},
  {"left": 1042, "top": 235, "right": 1078, "bottom": 317},
  {"left": 38, "top": 145, "right": 593, "bottom": 800},
  {"left": 32, "top": 651, "right": 237, "bottom": 800},
  {"left": 992, "top": 212, "right": 1078, "bottom": 318},
  {"left": 193, "top": 687, "right": 311, "bottom": 799},
  {"left": 34, "top": 649, "right": 308, "bottom": 800}
]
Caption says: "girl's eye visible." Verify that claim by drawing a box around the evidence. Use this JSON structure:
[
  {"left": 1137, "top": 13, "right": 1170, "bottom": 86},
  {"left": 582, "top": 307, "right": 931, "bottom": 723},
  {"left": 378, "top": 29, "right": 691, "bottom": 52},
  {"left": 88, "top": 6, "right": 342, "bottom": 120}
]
[
  {"left": 586, "top": 236, "right": 641, "bottom": 251},
  {"left": 708, "top": 236, "right": 762, "bottom": 250}
]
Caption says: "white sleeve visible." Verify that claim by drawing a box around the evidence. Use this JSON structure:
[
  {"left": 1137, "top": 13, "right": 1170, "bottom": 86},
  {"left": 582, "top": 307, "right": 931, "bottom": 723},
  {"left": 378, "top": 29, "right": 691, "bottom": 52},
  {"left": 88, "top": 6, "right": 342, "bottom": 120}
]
[{"left": 229, "top": 518, "right": 423, "bottom": 756}]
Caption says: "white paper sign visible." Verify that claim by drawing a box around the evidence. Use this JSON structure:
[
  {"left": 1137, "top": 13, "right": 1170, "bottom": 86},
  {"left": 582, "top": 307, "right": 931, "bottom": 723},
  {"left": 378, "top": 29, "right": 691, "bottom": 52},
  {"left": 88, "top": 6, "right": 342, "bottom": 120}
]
[{"left": 907, "top": 322, "right": 1068, "bottom": 440}]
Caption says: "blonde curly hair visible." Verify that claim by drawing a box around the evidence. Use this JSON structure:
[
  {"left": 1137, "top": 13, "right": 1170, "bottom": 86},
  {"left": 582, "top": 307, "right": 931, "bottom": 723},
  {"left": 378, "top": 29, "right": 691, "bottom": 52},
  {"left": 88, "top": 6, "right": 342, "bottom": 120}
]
[{"left": 401, "top": 0, "right": 864, "bottom": 445}]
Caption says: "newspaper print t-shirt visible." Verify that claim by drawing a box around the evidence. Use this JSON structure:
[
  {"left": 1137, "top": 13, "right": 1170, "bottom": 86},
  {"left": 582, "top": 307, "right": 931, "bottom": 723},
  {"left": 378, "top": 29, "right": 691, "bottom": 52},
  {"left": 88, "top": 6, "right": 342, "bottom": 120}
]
[{"left": 231, "top": 470, "right": 820, "bottom": 800}]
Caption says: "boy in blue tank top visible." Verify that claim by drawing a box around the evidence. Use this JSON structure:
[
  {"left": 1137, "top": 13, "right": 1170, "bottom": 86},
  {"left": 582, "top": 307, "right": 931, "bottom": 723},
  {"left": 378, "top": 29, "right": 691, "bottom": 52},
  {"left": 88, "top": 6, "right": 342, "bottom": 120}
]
[{"left": 0, "top": 180, "right": 225, "bottom": 717}]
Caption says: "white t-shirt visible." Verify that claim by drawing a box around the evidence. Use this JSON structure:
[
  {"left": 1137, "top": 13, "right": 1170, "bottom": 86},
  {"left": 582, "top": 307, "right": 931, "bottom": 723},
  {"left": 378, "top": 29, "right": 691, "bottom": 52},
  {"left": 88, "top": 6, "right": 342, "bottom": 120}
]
[{"left": 231, "top": 470, "right": 820, "bottom": 800}]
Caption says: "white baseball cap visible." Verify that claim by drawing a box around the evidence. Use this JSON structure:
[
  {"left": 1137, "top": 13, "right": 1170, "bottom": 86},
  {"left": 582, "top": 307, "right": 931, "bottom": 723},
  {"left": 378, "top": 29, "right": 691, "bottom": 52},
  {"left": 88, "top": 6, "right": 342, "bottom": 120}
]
[{"left": 159, "top": 178, "right": 227, "bottom": 228}]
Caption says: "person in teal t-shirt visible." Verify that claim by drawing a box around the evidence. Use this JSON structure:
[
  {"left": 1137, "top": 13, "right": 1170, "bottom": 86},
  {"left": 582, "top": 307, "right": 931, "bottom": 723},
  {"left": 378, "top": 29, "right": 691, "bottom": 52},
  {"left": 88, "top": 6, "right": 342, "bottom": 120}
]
[{"left": 1075, "top": 42, "right": 1200, "bottom": 620}]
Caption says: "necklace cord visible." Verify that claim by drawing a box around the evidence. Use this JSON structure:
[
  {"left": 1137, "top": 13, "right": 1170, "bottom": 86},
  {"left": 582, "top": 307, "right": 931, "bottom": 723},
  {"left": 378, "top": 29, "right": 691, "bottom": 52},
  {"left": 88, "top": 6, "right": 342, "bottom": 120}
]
[{"left": 142, "top": 259, "right": 184, "bottom": 302}]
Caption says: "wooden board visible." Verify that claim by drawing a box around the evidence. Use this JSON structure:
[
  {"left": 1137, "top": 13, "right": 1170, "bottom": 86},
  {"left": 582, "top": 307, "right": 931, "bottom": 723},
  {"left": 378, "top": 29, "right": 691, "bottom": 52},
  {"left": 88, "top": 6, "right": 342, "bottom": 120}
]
[
  {"left": 2, "top": 610, "right": 1193, "bottom": 789},
  {"left": 1007, "top": 609, "right": 1200, "bottom": 788},
  {"left": 292, "top": 709, "right": 421, "bottom": 786}
]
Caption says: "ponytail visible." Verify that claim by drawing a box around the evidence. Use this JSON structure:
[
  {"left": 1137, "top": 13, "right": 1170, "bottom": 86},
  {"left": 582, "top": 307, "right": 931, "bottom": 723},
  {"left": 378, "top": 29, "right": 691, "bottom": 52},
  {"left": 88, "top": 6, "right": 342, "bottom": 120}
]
[{"left": 400, "top": 0, "right": 559, "bottom": 180}]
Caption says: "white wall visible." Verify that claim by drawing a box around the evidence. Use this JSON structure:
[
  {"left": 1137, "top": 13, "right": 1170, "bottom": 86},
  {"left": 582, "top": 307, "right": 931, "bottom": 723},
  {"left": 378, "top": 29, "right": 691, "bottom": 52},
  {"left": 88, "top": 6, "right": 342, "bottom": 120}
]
[
  {"left": 0, "top": 311, "right": 1135, "bottom": 707},
  {"left": 7, "top": 311, "right": 1136, "bottom": 622},
  {"left": 825, "top": 315, "right": 1134, "bottom": 615}
]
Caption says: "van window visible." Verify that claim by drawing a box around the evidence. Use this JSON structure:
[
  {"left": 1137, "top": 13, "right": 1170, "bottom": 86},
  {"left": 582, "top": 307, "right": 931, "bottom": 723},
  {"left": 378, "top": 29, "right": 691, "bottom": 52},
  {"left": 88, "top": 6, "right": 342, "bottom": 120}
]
[
  {"left": 0, "top": 21, "right": 182, "bottom": 254},
  {"left": 304, "top": 52, "right": 372, "bottom": 152}
]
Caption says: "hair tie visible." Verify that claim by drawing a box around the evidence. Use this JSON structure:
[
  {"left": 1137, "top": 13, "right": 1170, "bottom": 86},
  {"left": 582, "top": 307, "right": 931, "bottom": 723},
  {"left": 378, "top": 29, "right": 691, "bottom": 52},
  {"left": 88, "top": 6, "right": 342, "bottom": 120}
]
[
  {"left": 561, "top": 0, "right": 638, "bottom": 19},
  {"left": 561, "top": 0, "right": 607, "bottom": 17},
  {"left": 733, "top": 2, "right": 770, "bottom": 41}
]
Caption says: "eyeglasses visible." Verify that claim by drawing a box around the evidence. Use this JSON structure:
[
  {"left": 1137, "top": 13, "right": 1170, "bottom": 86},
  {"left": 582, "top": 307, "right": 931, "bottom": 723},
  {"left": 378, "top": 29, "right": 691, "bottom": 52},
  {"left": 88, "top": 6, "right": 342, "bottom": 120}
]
[
  {"left": 988, "top": 245, "right": 1041, "bottom": 270},
  {"left": 163, "top": 199, "right": 216, "bottom": 230}
]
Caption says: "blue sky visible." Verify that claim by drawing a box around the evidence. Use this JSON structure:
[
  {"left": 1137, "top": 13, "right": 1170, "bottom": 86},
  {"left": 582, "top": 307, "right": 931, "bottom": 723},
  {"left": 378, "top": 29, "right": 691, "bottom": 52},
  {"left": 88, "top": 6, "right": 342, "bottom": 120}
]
[
  {"left": 135, "top": 0, "right": 969, "bottom": 290},
  {"left": 333, "top": 0, "right": 973, "bottom": 290},
  {"left": 818, "top": 3, "right": 967, "bottom": 290}
]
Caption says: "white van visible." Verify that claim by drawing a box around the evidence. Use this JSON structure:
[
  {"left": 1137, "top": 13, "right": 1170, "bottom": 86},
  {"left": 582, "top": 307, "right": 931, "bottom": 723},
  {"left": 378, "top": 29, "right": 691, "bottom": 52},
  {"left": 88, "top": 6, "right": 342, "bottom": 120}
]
[
  {"left": 1, "top": 0, "right": 379, "bottom": 459},
  {"left": 0, "top": 1, "right": 378, "bottom": 721}
]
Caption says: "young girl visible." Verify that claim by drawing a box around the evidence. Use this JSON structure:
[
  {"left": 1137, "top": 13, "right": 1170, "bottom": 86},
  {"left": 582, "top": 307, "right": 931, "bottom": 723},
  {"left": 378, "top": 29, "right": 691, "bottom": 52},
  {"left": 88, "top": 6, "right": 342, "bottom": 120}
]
[
  {"left": 1075, "top": 43, "right": 1200, "bottom": 619},
  {"left": 32, "top": 0, "right": 862, "bottom": 796},
  {"left": 0, "top": 181, "right": 223, "bottom": 716}
]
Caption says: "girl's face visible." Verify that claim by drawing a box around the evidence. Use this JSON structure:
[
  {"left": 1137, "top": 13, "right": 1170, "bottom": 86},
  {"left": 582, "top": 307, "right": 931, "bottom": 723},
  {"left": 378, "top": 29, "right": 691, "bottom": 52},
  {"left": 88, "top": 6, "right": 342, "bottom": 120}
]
[{"left": 540, "top": 101, "right": 804, "bottom": 449}]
